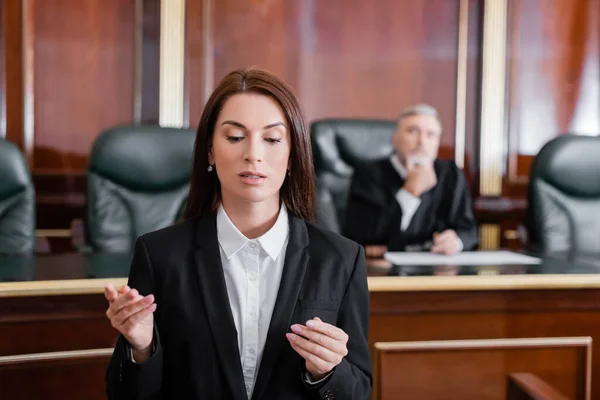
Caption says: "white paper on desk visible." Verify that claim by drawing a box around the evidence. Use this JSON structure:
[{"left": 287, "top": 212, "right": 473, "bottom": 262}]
[{"left": 384, "top": 251, "right": 541, "bottom": 266}]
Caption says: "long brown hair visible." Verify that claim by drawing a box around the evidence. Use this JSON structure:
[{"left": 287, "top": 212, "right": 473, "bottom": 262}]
[{"left": 183, "top": 68, "right": 316, "bottom": 221}]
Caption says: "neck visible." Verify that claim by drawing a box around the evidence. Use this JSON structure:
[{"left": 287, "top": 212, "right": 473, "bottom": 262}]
[{"left": 220, "top": 194, "right": 281, "bottom": 239}]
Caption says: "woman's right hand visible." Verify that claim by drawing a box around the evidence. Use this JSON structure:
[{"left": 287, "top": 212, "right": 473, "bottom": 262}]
[{"left": 105, "top": 283, "right": 156, "bottom": 361}]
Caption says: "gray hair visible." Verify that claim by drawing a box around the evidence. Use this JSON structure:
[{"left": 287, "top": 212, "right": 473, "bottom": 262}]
[{"left": 398, "top": 104, "right": 440, "bottom": 126}]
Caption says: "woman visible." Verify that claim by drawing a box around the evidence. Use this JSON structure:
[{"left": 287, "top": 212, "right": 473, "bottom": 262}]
[{"left": 104, "top": 68, "right": 372, "bottom": 399}]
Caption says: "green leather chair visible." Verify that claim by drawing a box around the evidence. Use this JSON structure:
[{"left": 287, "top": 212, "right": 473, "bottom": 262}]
[
  {"left": 527, "top": 134, "right": 600, "bottom": 254},
  {"left": 311, "top": 119, "right": 396, "bottom": 233},
  {"left": 86, "top": 126, "right": 196, "bottom": 252},
  {"left": 0, "top": 139, "right": 35, "bottom": 254}
]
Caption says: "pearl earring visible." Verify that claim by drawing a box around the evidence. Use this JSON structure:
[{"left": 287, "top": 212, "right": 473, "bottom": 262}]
[{"left": 207, "top": 165, "right": 213, "bottom": 172}]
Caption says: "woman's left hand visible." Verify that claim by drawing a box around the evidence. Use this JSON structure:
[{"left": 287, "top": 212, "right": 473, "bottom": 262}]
[{"left": 286, "top": 317, "right": 348, "bottom": 380}]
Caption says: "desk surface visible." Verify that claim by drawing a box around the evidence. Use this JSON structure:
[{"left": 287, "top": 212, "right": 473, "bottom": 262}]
[{"left": 1, "top": 252, "right": 600, "bottom": 297}]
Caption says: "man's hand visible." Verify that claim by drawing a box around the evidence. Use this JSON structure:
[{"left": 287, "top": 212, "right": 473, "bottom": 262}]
[
  {"left": 431, "top": 229, "right": 460, "bottom": 255},
  {"left": 403, "top": 157, "right": 437, "bottom": 197},
  {"left": 365, "top": 245, "right": 387, "bottom": 259}
]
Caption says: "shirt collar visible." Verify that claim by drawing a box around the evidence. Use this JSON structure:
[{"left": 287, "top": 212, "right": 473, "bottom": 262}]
[
  {"left": 216, "top": 203, "right": 289, "bottom": 261},
  {"left": 389, "top": 153, "right": 407, "bottom": 179}
]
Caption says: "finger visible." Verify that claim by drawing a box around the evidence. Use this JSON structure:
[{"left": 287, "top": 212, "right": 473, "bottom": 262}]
[
  {"left": 433, "top": 234, "right": 451, "bottom": 246},
  {"left": 112, "top": 295, "right": 155, "bottom": 326},
  {"left": 431, "top": 243, "right": 447, "bottom": 254},
  {"left": 119, "top": 285, "right": 130, "bottom": 295},
  {"left": 109, "top": 289, "right": 143, "bottom": 316},
  {"left": 287, "top": 334, "right": 339, "bottom": 372},
  {"left": 120, "top": 303, "right": 157, "bottom": 330},
  {"left": 365, "top": 246, "right": 376, "bottom": 258},
  {"left": 304, "top": 319, "right": 348, "bottom": 342},
  {"left": 104, "top": 284, "right": 119, "bottom": 303},
  {"left": 291, "top": 324, "right": 347, "bottom": 356},
  {"left": 433, "top": 231, "right": 453, "bottom": 244},
  {"left": 431, "top": 243, "right": 455, "bottom": 255}
]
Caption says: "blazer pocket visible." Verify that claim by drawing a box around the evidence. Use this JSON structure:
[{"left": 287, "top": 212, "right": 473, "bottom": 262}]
[{"left": 298, "top": 298, "right": 340, "bottom": 311}]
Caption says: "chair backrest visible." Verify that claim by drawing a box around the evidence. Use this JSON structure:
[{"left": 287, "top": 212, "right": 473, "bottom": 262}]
[
  {"left": 372, "top": 337, "right": 591, "bottom": 400},
  {"left": 528, "top": 135, "right": 600, "bottom": 254},
  {"left": 311, "top": 119, "right": 396, "bottom": 232},
  {"left": 87, "top": 126, "right": 196, "bottom": 252},
  {"left": 0, "top": 139, "right": 35, "bottom": 254}
]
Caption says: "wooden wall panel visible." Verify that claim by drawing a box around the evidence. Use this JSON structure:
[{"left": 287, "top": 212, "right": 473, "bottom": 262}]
[
  {"left": 31, "top": 0, "right": 136, "bottom": 173},
  {"left": 186, "top": 0, "right": 463, "bottom": 160},
  {"left": 3, "top": 0, "right": 24, "bottom": 149},
  {"left": 0, "top": 0, "right": 161, "bottom": 238},
  {"left": 504, "top": 0, "right": 600, "bottom": 197}
]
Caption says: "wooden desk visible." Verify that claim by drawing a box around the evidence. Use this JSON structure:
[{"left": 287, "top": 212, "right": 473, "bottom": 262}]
[{"left": 2, "top": 253, "right": 600, "bottom": 398}]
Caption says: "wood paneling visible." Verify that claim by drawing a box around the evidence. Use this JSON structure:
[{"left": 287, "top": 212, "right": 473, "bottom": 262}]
[
  {"left": 140, "top": 0, "right": 161, "bottom": 124},
  {"left": 0, "top": 294, "right": 117, "bottom": 356},
  {"left": 508, "top": 373, "right": 571, "bottom": 400},
  {"left": 31, "top": 0, "right": 136, "bottom": 173},
  {"left": 185, "top": 0, "right": 464, "bottom": 160},
  {"left": 3, "top": 0, "right": 24, "bottom": 149},
  {"left": 0, "top": 1, "right": 161, "bottom": 235},
  {"left": 373, "top": 338, "right": 590, "bottom": 399},
  {"left": 504, "top": 0, "right": 600, "bottom": 197},
  {"left": 464, "top": 0, "right": 483, "bottom": 184},
  {"left": 0, "top": 349, "right": 112, "bottom": 400},
  {"left": 370, "top": 289, "right": 600, "bottom": 397},
  {"left": 3, "top": 285, "right": 600, "bottom": 397}
]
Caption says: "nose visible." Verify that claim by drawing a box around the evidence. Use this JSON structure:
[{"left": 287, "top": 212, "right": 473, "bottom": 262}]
[{"left": 244, "top": 136, "right": 264, "bottom": 163}]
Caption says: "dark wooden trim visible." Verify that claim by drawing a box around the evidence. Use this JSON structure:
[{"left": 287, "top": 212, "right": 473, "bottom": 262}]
[
  {"left": 465, "top": 0, "right": 483, "bottom": 194},
  {"left": 3, "top": 0, "right": 24, "bottom": 149},
  {"left": 370, "top": 289, "right": 600, "bottom": 314},
  {"left": 140, "top": 0, "right": 160, "bottom": 124}
]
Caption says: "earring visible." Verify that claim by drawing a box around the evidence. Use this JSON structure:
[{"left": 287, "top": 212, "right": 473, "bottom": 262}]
[
  {"left": 287, "top": 170, "right": 291, "bottom": 177},
  {"left": 207, "top": 165, "right": 213, "bottom": 172}
]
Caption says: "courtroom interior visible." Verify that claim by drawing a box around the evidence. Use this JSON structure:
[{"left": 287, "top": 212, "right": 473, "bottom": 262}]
[{"left": 1, "top": 0, "right": 599, "bottom": 399}]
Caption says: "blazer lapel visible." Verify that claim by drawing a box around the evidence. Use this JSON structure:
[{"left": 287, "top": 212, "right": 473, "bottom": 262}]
[
  {"left": 194, "top": 213, "right": 247, "bottom": 400},
  {"left": 251, "top": 215, "right": 310, "bottom": 400}
]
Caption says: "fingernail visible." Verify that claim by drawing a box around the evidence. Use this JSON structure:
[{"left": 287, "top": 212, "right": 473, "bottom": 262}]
[
  {"left": 306, "top": 320, "right": 316, "bottom": 328},
  {"left": 145, "top": 294, "right": 154, "bottom": 303},
  {"left": 291, "top": 324, "right": 302, "bottom": 333},
  {"left": 286, "top": 333, "right": 296, "bottom": 341}
]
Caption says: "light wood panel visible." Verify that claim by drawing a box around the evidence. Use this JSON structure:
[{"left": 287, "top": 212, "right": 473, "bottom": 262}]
[
  {"left": 31, "top": 0, "right": 136, "bottom": 173},
  {"left": 504, "top": 0, "right": 600, "bottom": 197}
]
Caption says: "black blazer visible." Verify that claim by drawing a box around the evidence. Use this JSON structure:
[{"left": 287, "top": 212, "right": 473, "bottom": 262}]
[
  {"left": 106, "top": 211, "right": 372, "bottom": 400},
  {"left": 343, "top": 158, "right": 478, "bottom": 251}
]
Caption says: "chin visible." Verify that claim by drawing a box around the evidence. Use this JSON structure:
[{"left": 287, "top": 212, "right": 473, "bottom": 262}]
[{"left": 232, "top": 188, "right": 279, "bottom": 204}]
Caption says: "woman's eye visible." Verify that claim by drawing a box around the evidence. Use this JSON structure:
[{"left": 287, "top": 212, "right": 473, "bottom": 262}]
[
  {"left": 265, "top": 138, "right": 282, "bottom": 144},
  {"left": 226, "top": 136, "right": 244, "bottom": 143}
]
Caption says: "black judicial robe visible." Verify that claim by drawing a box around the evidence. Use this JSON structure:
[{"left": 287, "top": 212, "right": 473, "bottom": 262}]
[{"left": 343, "top": 158, "right": 478, "bottom": 252}]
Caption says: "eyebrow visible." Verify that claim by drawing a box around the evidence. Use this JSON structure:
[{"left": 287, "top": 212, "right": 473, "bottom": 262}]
[{"left": 221, "top": 120, "right": 286, "bottom": 130}]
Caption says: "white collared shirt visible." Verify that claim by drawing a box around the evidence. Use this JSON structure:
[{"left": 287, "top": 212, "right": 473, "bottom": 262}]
[
  {"left": 390, "top": 154, "right": 463, "bottom": 252},
  {"left": 217, "top": 203, "right": 289, "bottom": 399},
  {"left": 389, "top": 154, "right": 422, "bottom": 231}
]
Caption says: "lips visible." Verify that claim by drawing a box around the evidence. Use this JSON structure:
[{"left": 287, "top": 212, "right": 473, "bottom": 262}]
[{"left": 239, "top": 171, "right": 266, "bottom": 178}]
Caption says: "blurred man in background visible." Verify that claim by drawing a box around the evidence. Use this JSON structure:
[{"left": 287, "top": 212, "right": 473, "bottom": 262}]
[{"left": 344, "top": 104, "right": 478, "bottom": 257}]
